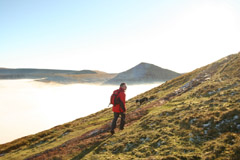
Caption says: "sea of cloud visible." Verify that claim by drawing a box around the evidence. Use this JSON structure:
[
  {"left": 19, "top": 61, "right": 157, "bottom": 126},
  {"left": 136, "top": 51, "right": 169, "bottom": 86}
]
[{"left": 0, "top": 80, "right": 162, "bottom": 144}]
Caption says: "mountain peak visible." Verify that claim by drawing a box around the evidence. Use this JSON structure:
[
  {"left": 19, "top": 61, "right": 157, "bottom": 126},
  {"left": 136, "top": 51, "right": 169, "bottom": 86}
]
[
  {"left": 138, "top": 62, "right": 152, "bottom": 65},
  {"left": 104, "top": 62, "right": 180, "bottom": 85},
  {"left": 136, "top": 62, "right": 159, "bottom": 67}
]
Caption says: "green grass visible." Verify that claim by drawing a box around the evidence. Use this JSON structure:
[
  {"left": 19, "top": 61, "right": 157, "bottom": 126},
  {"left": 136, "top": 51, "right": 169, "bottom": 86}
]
[{"left": 1, "top": 52, "right": 240, "bottom": 160}]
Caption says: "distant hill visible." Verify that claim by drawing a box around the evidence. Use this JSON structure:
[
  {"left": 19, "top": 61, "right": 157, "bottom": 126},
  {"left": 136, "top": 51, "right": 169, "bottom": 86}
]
[
  {"left": 1, "top": 52, "right": 240, "bottom": 159},
  {"left": 0, "top": 63, "right": 180, "bottom": 85},
  {"left": 0, "top": 68, "right": 116, "bottom": 84},
  {"left": 104, "top": 62, "right": 181, "bottom": 85},
  {"left": 0, "top": 68, "right": 97, "bottom": 74}
]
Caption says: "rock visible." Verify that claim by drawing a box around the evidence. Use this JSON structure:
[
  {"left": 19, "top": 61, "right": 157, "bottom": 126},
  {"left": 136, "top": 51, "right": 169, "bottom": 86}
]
[
  {"left": 0, "top": 154, "right": 5, "bottom": 157},
  {"left": 237, "top": 124, "right": 240, "bottom": 130},
  {"left": 61, "top": 131, "right": 70, "bottom": 137},
  {"left": 203, "top": 122, "right": 211, "bottom": 128},
  {"left": 140, "top": 137, "right": 150, "bottom": 144},
  {"left": 123, "top": 143, "right": 135, "bottom": 152},
  {"left": 233, "top": 115, "right": 239, "bottom": 120},
  {"left": 208, "top": 91, "right": 216, "bottom": 95},
  {"left": 88, "top": 129, "right": 99, "bottom": 137},
  {"left": 204, "top": 130, "right": 208, "bottom": 135},
  {"left": 189, "top": 137, "right": 194, "bottom": 142},
  {"left": 189, "top": 118, "right": 197, "bottom": 124},
  {"left": 157, "top": 141, "right": 161, "bottom": 147}
]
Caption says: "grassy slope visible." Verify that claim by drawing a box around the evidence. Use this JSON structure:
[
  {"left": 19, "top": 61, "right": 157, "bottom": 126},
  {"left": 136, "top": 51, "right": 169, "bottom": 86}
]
[
  {"left": 83, "top": 53, "right": 240, "bottom": 160},
  {"left": 85, "top": 53, "right": 240, "bottom": 159},
  {"left": 0, "top": 52, "right": 240, "bottom": 160}
]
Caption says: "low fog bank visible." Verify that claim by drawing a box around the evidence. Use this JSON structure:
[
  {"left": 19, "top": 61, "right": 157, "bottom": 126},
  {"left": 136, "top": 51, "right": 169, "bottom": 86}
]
[{"left": 0, "top": 80, "right": 162, "bottom": 144}]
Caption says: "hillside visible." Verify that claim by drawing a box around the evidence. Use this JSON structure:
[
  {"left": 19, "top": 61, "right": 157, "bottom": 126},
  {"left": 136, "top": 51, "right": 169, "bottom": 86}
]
[
  {"left": 104, "top": 62, "right": 181, "bottom": 85},
  {"left": 0, "top": 52, "right": 240, "bottom": 160}
]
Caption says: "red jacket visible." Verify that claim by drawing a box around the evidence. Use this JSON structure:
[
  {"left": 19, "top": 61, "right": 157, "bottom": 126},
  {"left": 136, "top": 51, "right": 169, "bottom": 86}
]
[{"left": 112, "top": 87, "right": 126, "bottom": 113}]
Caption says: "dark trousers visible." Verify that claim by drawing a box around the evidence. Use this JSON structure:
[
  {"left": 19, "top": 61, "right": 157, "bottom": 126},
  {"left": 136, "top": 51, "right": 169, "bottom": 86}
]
[{"left": 111, "top": 112, "right": 125, "bottom": 131}]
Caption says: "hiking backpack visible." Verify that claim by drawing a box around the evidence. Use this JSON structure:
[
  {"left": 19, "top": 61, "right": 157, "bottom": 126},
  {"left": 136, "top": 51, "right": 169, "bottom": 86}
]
[{"left": 110, "top": 89, "right": 120, "bottom": 106}]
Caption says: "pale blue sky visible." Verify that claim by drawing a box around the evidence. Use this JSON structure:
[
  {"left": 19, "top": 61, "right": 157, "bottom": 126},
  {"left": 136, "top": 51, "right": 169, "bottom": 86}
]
[{"left": 1, "top": 0, "right": 240, "bottom": 73}]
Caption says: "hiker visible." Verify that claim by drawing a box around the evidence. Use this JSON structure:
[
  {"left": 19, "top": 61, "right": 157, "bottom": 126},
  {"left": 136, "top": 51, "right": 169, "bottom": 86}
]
[{"left": 110, "top": 83, "right": 127, "bottom": 135}]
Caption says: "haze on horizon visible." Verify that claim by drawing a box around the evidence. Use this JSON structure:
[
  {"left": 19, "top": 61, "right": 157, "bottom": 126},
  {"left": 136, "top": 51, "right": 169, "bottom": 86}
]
[{"left": 0, "top": 0, "right": 240, "bottom": 73}]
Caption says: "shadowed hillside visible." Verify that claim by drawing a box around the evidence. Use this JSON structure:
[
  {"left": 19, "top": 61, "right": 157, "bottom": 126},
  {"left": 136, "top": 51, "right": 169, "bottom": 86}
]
[
  {"left": 104, "top": 62, "right": 181, "bottom": 85},
  {"left": 0, "top": 52, "right": 240, "bottom": 160}
]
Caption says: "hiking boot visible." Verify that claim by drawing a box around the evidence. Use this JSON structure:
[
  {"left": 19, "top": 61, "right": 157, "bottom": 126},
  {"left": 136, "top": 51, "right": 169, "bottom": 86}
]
[{"left": 110, "top": 130, "right": 115, "bottom": 135}]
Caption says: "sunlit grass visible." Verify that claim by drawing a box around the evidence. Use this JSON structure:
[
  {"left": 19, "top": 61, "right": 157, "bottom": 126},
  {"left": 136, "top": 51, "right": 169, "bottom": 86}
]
[{"left": 1, "top": 52, "right": 240, "bottom": 159}]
